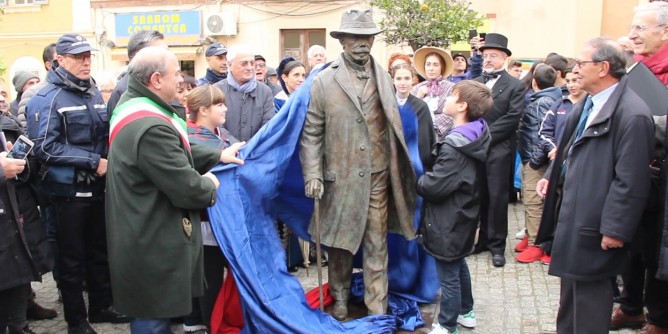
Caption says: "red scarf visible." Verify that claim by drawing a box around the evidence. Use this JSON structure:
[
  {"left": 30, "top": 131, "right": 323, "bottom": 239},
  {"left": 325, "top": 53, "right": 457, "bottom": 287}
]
[{"left": 635, "top": 43, "right": 668, "bottom": 86}]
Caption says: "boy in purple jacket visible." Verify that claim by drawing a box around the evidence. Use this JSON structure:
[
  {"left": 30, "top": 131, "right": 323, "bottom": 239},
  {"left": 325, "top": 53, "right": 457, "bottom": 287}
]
[{"left": 417, "top": 81, "right": 493, "bottom": 334}]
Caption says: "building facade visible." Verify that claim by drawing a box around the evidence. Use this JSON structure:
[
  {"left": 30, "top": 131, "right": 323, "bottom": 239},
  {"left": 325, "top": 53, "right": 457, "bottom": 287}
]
[{"left": 0, "top": 0, "right": 654, "bottom": 95}]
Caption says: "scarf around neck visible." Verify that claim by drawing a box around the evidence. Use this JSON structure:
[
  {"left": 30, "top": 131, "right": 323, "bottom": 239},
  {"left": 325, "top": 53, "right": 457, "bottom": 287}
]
[
  {"left": 227, "top": 72, "right": 258, "bottom": 94},
  {"left": 635, "top": 43, "right": 668, "bottom": 86},
  {"left": 426, "top": 76, "right": 445, "bottom": 96}
]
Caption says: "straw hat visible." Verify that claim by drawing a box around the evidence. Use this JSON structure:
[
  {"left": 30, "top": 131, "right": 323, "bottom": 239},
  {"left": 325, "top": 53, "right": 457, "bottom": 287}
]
[{"left": 413, "top": 46, "right": 454, "bottom": 79}]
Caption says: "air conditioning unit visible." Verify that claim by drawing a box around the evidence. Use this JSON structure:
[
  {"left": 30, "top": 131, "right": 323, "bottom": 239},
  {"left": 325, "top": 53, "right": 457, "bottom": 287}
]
[{"left": 203, "top": 11, "right": 238, "bottom": 36}]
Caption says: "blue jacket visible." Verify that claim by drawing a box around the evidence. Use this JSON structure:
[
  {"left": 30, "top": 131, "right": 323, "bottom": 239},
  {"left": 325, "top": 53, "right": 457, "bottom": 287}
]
[
  {"left": 447, "top": 52, "right": 483, "bottom": 84},
  {"left": 518, "top": 86, "right": 561, "bottom": 166},
  {"left": 531, "top": 95, "right": 577, "bottom": 169},
  {"left": 26, "top": 67, "right": 108, "bottom": 198}
]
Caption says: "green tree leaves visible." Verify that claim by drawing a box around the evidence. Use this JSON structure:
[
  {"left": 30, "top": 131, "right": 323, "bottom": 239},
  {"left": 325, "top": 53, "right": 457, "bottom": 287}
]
[{"left": 371, "top": 0, "right": 484, "bottom": 51}]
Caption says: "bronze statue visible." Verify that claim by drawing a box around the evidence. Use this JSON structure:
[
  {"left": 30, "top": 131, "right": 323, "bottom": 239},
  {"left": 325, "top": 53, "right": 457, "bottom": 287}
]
[{"left": 299, "top": 9, "right": 417, "bottom": 320}]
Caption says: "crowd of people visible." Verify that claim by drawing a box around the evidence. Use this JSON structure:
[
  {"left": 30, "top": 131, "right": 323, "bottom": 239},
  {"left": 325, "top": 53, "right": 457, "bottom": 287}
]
[{"left": 1, "top": 1, "right": 668, "bottom": 334}]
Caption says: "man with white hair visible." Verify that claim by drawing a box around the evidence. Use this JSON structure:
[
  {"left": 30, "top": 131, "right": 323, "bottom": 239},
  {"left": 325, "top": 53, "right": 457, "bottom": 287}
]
[
  {"left": 307, "top": 45, "right": 327, "bottom": 71},
  {"left": 214, "top": 45, "right": 275, "bottom": 141},
  {"left": 106, "top": 46, "right": 244, "bottom": 333},
  {"left": 609, "top": 2, "right": 668, "bottom": 333}
]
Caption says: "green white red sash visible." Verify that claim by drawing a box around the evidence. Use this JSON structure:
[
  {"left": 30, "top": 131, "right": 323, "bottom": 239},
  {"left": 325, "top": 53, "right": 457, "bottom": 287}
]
[{"left": 109, "top": 97, "right": 190, "bottom": 150}]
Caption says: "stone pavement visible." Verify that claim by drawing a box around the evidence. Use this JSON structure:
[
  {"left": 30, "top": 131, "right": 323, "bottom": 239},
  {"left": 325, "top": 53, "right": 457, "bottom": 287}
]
[{"left": 29, "top": 203, "right": 640, "bottom": 334}]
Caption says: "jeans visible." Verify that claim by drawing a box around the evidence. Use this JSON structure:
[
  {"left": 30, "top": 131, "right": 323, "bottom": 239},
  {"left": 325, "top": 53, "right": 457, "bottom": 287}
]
[
  {"left": 435, "top": 257, "right": 474, "bottom": 331},
  {"left": 130, "top": 318, "right": 173, "bottom": 334}
]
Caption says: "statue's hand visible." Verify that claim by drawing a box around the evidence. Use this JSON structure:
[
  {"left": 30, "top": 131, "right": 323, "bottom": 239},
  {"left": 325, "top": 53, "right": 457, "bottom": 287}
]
[{"left": 305, "top": 179, "right": 324, "bottom": 200}]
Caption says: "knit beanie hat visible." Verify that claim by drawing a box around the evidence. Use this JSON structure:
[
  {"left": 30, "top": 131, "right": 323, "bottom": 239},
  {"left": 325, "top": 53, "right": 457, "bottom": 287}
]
[{"left": 13, "top": 71, "right": 39, "bottom": 93}]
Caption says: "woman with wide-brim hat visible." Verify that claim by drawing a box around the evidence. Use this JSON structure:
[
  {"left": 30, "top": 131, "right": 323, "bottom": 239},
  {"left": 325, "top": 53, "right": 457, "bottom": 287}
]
[{"left": 411, "top": 46, "right": 455, "bottom": 141}]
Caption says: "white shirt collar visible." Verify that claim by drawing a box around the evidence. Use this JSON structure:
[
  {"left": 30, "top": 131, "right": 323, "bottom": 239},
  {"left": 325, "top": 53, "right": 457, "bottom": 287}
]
[{"left": 585, "top": 82, "right": 619, "bottom": 128}]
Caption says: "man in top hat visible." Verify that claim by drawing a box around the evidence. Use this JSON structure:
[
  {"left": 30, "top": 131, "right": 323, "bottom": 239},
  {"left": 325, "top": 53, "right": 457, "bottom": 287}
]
[
  {"left": 27, "top": 33, "right": 130, "bottom": 334},
  {"left": 471, "top": 33, "right": 525, "bottom": 267},
  {"left": 300, "top": 8, "right": 417, "bottom": 320},
  {"left": 197, "top": 43, "right": 228, "bottom": 86}
]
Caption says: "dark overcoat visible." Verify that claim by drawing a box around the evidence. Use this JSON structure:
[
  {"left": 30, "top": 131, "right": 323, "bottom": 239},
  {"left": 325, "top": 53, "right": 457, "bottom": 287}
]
[
  {"left": 300, "top": 56, "right": 417, "bottom": 254},
  {"left": 541, "top": 76, "right": 654, "bottom": 281},
  {"left": 106, "top": 77, "right": 221, "bottom": 318}
]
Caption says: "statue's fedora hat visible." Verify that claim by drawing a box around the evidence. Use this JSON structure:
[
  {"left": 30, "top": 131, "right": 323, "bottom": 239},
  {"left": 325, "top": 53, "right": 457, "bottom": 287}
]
[{"left": 330, "top": 9, "right": 383, "bottom": 39}]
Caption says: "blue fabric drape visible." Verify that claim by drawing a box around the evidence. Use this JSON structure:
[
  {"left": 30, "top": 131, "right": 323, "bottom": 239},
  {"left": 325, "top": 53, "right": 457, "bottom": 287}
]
[{"left": 208, "top": 65, "right": 436, "bottom": 333}]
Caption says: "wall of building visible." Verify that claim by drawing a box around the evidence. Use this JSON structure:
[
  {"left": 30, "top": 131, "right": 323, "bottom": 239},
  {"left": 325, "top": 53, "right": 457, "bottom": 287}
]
[
  {"left": 0, "top": 1, "right": 85, "bottom": 98},
  {"left": 464, "top": 0, "right": 649, "bottom": 60},
  {"left": 92, "top": 1, "right": 394, "bottom": 80}
]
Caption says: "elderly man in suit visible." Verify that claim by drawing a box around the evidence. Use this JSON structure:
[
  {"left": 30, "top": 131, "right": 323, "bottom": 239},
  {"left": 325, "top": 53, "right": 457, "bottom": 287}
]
[
  {"left": 300, "top": 9, "right": 417, "bottom": 321},
  {"left": 536, "top": 37, "right": 654, "bottom": 333},
  {"left": 471, "top": 33, "right": 525, "bottom": 267}
]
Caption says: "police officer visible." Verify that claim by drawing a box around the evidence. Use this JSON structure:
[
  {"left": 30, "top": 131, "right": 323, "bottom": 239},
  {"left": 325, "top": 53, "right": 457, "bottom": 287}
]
[{"left": 27, "top": 34, "right": 129, "bottom": 334}]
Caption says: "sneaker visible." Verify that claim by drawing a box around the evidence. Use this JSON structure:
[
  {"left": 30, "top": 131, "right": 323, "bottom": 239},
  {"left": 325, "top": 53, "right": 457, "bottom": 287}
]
[
  {"left": 514, "top": 236, "right": 529, "bottom": 252},
  {"left": 428, "top": 323, "right": 458, "bottom": 334},
  {"left": 183, "top": 324, "right": 208, "bottom": 333},
  {"left": 516, "top": 246, "right": 545, "bottom": 263},
  {"left": 515, "top": 229, "right": 526, "bottom": 240},
  {"left": 457, "top": 310, "right": 476, "bottom": 328},
  {"left": 541, "top": 254, "right": 551, "bottom": 265}
]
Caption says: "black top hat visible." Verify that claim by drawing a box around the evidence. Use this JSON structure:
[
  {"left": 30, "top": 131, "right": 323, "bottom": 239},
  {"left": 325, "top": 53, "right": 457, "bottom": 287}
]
[
  {"left": 330, "top": 9, "right": 383, "bottom": 39},
  {"left": 478, "top": 33, "right": 512, "bottom": 56}
]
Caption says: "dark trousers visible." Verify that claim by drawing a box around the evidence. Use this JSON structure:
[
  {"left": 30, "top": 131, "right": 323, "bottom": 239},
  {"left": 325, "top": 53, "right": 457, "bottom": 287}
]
[
  {"left": 185, "top": 245, "right": 228, "bottom": 328},
  {"left": 619, "top": 211, "right": 668, "bottom": 327},
  {"left": 435, "top": 258, "right": 474, "bottom": 332},
  {"left": 557, "top": 278, "right": 613, "bottom": 334},
  {"left": 478, "top": 139, "right": 512, "bottom": 255},
  {"left": 0, "top": 284, "right": 30, "bottom": 333},
  {"left": 42, "top": 203, "right": 59, "bottom": 282},
  {"left": 54, "top": 199, "right": 112, "bottom": 325}
]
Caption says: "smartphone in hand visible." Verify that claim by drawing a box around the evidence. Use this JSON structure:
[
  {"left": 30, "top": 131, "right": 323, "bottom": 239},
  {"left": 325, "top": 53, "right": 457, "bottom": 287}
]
[
  {"left": 469, "top": 29, "right": 478, "bottom": 40},
  {"left": 8, "top": 135, "right": 35, "bottom": 160}
]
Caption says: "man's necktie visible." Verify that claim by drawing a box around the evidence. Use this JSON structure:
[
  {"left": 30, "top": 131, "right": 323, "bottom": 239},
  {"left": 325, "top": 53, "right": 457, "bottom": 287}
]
[
  {"left": 483, "top": 72, "right": 500, "bottom": 83},
  {"left": 562, "top": 96, "right": 593, "bottom": 177},
  {"left": 574, "top": 96, "right": 593, "bottom": 141}
]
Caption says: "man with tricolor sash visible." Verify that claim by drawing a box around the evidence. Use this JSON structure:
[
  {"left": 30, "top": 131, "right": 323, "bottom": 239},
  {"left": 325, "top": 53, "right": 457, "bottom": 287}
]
[{"left": 105, "top": 46, "right": 243, "bottom": 334}]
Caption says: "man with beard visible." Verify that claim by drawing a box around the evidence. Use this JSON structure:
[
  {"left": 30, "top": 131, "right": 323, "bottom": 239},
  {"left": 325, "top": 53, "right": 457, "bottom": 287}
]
[
  {"left": 300, "top": 9, "right": 417, "bottom": 321},
  {"left": 471, "top": 33, "right": 525, "bottom": 267}
]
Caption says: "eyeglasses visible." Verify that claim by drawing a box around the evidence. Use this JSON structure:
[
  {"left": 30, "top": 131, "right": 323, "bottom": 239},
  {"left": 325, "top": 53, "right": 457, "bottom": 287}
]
[
  {"left": 629, "top": 24, "right": 667, "bottom": 33},
  {"left": 255, "top": 63, "right": 266, "bottom": 69},
  {"left": 237, "top": 60, "right": 256, "bottom": 68},
  {"left": 65, "top": 53, "right": 94, "bottom": 63},
  {"left": 574, "top": 60, "right": 600, "bottom": 67},
  {"left": 482, "top": 53, "right": 503, "bottom": 60}
]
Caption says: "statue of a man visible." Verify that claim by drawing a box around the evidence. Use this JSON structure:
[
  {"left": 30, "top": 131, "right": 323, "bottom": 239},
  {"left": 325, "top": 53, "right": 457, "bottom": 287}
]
[{"left": 299, "top": 9, "right": 417, "bottom": 320}]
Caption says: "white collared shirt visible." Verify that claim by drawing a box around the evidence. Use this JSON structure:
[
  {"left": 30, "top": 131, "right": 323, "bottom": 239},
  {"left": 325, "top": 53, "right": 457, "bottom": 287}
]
[
  {"left": 586, "top": 82, "right": 619, "bottom": 129},
  {"left": 484, "top": 70, "right": 504, "bottom": 89}
]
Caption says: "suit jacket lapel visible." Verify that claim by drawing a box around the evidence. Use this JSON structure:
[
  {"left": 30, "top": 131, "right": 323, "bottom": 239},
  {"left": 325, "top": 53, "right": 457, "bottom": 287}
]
[
  {"left": 491, "top": 72, "right": 511, "bottom": 99},
  {"left": 332, "top": 58, "right": 363, "bottom": 112}
]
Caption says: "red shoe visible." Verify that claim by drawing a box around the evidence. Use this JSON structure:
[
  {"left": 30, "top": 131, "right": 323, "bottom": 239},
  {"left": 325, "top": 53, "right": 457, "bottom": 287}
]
[
  {"left": 516, "top": 246, "right": 544, "bottom": 263},
  {"left": 541, "top": 254, "right": 551, "bottom": 265},
  {"left": 514, "top": 236, "right": 529, "bottom": 252}
]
